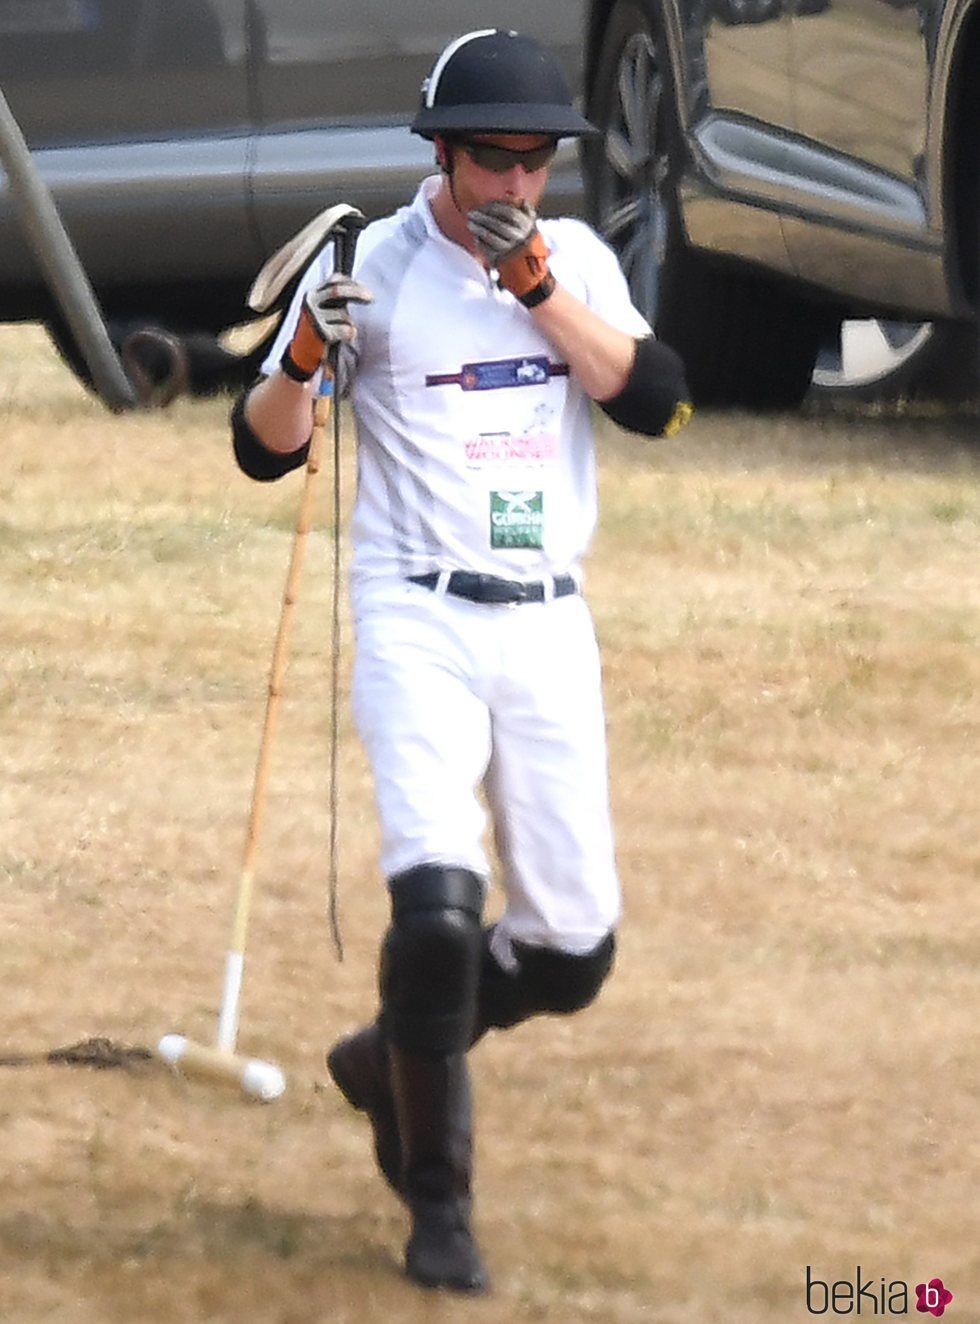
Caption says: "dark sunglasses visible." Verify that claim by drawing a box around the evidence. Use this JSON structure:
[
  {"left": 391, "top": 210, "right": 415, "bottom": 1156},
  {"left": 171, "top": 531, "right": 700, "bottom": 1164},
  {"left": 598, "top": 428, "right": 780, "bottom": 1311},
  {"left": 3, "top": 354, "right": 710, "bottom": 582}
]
[{"left": 457, "top": 138, "right": 558, "bottom": 174}]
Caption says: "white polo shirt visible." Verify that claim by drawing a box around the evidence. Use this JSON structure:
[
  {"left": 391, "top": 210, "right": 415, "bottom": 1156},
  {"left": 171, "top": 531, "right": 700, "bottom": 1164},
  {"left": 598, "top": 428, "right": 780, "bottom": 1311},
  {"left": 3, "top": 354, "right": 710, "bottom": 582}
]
[{"left": 262, "top": 175, "right": 650, "bottom": 593}]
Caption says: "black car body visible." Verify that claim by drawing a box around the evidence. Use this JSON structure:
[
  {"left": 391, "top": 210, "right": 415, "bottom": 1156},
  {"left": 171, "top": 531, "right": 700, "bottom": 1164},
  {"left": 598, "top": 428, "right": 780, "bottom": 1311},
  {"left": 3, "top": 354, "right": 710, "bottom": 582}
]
[{"left": 584, "top": 0, "right": 980, "bottom": 405}]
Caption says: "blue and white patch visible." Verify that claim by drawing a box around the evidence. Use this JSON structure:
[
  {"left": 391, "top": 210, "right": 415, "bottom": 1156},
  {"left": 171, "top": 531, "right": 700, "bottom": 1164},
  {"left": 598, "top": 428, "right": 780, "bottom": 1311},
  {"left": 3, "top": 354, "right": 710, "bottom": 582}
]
[{"left": 426, "top": 356, "right": 568, "bottom": 391}]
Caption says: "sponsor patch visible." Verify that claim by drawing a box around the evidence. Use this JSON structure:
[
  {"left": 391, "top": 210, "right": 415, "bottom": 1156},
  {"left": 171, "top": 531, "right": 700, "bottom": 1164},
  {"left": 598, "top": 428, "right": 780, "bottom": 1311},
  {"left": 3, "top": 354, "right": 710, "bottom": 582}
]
[
  {"left": 465, "top": 433, "right": 559, "bottom": 465},
  {"left": 490, "top": 490, "right": 544, "bottom": 549},
  {"left": 426, "top": 356, "right": 568, "bottom": 391}
]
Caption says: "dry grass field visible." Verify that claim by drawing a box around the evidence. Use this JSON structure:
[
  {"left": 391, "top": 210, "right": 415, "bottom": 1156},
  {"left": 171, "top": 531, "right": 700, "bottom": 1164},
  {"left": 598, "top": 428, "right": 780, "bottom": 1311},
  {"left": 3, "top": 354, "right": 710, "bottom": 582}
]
[{"left": 2, "top": 323, "right": 979, "bottom": 1323}]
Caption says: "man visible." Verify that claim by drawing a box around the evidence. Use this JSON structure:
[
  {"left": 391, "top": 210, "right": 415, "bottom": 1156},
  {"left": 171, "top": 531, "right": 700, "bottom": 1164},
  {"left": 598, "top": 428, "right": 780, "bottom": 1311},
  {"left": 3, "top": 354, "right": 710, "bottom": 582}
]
[{"left": 232, "top": 28, "right": 691, "bottom": 1295}]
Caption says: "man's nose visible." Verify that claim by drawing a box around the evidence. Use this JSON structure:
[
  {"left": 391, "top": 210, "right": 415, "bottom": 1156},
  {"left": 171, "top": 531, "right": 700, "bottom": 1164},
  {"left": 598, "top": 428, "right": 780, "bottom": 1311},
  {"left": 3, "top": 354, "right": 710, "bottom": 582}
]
[{"left": 500, "top": 162, "right": 533, "bottom": 193}]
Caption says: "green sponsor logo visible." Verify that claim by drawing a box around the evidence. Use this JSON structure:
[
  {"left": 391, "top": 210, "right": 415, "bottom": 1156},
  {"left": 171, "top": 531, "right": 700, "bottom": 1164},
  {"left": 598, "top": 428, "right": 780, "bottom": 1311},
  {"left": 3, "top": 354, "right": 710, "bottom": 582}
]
[{"left": 490, "top": 490, "right": 544, "bottom": 549}]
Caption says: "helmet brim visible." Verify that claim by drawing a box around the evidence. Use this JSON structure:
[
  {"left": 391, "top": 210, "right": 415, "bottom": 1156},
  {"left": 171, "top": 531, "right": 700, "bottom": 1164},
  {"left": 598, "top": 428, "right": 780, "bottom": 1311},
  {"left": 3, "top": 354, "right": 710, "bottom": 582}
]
[{"left": 411, "top": 102, "right": 600, "bottom": 140}]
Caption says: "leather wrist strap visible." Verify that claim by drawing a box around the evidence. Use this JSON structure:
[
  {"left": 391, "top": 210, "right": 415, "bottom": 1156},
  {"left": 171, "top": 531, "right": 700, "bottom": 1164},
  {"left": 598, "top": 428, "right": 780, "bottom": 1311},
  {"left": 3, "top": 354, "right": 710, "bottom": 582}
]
[
  {"left": 518, "top": 272, "right": 556, "bottom": 308},
  {"left": 279, "top": 347, "right": 317, "bottom": 382}
]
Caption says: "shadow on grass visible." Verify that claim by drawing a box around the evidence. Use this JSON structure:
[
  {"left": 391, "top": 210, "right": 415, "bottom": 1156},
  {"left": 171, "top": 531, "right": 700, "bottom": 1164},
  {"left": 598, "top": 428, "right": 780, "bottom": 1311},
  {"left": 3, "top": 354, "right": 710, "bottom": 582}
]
[
  {"left": 0, "top": 1192, "right": 399, "bottom": 1277},
  {"left": 597, "top": 396, "right": 980, "bottom": 480}
]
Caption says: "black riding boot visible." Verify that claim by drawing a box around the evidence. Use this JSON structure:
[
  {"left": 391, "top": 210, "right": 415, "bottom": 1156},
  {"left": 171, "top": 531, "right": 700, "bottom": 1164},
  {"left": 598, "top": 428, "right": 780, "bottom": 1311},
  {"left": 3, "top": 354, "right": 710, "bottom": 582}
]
[
  {"left": 389, "top": 1045, "right": 489, "bottom": 1294},
  {"left": 326, "top": 1022, "right": 403, "bottom": 1197},
  {"left": 471, "top": 924, "right": 617, "bottom": 1043}
]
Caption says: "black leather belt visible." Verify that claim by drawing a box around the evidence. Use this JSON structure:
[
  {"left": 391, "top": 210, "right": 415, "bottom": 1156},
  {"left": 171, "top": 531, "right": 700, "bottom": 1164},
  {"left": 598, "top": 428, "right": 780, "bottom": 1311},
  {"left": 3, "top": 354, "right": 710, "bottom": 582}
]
[{"left": 407, "top": 571, "right": 578, "bottom": 606}]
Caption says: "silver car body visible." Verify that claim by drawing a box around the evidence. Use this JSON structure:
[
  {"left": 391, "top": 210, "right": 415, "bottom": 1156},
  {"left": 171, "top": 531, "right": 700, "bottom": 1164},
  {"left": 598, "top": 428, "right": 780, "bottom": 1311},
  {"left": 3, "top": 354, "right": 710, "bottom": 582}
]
[{"left": 0, "top": 1, "right": 586, "bottom": 329}]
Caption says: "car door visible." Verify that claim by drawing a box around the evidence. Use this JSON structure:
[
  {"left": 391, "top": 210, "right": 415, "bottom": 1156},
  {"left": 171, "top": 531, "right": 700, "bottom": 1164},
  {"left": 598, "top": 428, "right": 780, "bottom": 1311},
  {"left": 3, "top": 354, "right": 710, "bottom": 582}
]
[
  {"left": 700, "top": 0, "right": 796, "bottom": 135},
  {"left": 669, "top": 0, "right": 798, "bottom": 273},
  {"left": 782, "top": 0, "right": 945, "bottom": 308},
  {"left": 0, "top": 0, "right": 254, "bottom": 299},
  {"left": 246, "top": 0, "right": 588, "bottom": 255},
  {"left": 788, "top": 0, "right": 930, "bottom": 192}
]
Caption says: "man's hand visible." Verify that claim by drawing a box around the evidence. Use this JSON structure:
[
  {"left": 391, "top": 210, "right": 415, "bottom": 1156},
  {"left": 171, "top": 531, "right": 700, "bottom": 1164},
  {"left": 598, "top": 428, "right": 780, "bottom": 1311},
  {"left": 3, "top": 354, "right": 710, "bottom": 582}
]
[
  {"left": 467, "top": 201, "right": 556, "bottom": 308},
  {"left": 280, "top": 274, "right": 374, "bottom": 382}
]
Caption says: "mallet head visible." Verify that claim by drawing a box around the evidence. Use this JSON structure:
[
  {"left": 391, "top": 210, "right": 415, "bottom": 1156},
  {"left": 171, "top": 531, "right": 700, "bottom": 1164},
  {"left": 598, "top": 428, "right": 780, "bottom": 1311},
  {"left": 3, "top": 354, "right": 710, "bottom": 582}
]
[{"left": 157, "top": 1034, "right": 286, "bottom": 1102}]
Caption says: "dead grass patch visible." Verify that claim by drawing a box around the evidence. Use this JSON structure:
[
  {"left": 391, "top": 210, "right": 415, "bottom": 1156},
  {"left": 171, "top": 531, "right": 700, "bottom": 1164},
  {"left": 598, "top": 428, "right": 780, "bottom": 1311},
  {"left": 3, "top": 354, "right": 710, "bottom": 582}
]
[{"left": 2, "top": 324, "right": 979, "bottom": 1322}]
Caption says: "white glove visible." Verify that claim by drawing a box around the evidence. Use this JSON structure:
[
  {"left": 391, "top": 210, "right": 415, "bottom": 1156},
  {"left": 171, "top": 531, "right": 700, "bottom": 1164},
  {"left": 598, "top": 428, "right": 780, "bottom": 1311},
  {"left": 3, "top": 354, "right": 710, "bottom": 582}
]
[
  {"left": 281, "top": 274, "right": 373, "bottom": 381},
  {"left": 467, "top": 201, "right": 555, "bottom": 307}
]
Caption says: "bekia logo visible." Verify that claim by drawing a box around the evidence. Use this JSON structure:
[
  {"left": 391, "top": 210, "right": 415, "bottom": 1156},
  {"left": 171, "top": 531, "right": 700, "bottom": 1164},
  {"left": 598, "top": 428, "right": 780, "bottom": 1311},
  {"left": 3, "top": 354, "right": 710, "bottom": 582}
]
[
  {"left": 805, "top": 1267, "right": 953, "bottom": 1316},
  {"left": 915, "top": 1281, "right": 954, "bottom": 1317}
]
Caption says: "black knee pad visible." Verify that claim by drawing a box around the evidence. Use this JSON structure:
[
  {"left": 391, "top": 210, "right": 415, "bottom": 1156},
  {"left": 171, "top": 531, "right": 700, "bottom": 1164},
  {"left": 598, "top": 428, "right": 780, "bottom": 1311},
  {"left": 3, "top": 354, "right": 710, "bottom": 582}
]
[
  {"left": 380, "top": 864, "right": 484, "bottom": 1055},
  {"left": 478, "top": 929, "right": 616, "bottom": 1033}
]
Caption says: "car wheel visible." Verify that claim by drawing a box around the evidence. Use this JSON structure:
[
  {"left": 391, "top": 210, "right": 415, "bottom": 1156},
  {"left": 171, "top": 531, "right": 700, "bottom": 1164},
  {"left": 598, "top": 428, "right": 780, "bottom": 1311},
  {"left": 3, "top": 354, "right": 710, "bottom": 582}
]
[
  {"left": 585, "top": 0, "right": 824, "bottom": 410},
  {"left": 45, "top": 312, "right": 273, "bottom": 402},
  {"left": 809, "top": 319, "right": 978, "bottom": 405}
]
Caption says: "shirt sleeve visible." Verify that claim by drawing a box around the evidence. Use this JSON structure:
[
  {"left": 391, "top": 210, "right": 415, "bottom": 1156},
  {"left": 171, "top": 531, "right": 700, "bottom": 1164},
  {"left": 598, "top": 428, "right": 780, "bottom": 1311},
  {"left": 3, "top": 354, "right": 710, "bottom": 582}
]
[{"left": 546, "top": 218, "right": 652, "bottom": 340}]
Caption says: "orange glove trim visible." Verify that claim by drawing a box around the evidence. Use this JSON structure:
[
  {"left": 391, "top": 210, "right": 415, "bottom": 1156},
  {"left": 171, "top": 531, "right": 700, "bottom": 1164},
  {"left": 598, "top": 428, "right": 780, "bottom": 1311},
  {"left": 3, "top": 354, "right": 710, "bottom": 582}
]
[
  {"left": 496, "top": 230, "right": 552, "bottom": 302},
  {"left": 287, "top": 306, "right": 327, "bottom": 379}
]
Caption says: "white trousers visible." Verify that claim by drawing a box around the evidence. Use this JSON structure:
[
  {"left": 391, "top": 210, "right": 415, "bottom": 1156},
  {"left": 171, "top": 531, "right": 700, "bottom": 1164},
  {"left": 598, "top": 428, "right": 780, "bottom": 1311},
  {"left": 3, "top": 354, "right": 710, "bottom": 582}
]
[{"left": 351, "top": 578, "right": 621, "bottom": 955}]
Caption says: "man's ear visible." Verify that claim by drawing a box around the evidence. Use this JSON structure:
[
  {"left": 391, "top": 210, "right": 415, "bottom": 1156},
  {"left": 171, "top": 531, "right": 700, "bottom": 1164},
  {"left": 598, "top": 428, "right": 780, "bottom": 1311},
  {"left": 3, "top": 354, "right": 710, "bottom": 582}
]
[{"left": 434, "top": 133, "right": 452, "bottom": 175}]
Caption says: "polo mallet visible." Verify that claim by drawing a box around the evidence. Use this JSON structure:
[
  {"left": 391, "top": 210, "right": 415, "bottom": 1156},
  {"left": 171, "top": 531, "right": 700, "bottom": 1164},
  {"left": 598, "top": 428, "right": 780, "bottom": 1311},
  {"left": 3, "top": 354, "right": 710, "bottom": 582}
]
[{"left": 158, "top": 206, "right": 366, "bottom": 1101}]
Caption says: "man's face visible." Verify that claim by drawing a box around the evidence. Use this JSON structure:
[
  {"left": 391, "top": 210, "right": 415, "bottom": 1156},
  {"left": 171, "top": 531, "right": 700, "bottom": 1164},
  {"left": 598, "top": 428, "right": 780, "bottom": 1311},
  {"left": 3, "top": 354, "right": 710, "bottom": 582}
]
[{"left": 438, "top": 133, "right": 556, "bottom": 215}]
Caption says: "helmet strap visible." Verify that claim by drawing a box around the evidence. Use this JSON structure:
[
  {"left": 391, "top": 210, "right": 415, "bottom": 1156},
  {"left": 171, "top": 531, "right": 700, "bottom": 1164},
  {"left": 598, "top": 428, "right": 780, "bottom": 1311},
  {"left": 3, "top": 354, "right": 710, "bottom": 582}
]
[{"left": 435, "top": 135, "right": 465, "bottom": 217}]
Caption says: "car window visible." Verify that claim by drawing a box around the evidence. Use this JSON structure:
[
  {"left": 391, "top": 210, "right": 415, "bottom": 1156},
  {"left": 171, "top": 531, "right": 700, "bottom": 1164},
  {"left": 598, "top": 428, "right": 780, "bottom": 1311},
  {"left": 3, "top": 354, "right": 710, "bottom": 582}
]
[
  {"left": 0, "top": 0, "right": 250, "bottom": 145},
  {"left": 249, "top": 1, "right": 585, "bottom": 130}
]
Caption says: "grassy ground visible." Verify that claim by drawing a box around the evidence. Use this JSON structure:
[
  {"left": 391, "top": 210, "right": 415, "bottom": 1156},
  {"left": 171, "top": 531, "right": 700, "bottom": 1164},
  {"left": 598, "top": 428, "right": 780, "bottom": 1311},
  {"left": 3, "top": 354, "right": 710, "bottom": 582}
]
[{"left": 2, "top": 325, "right": 979, "bottom": 1322}]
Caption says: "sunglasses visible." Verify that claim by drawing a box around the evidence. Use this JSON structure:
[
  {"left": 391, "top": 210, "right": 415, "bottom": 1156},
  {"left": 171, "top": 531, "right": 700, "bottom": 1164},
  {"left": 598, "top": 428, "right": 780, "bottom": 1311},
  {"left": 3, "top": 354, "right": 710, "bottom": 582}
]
[{"left": 456, "top": 138, "right": 558, "bottom": 174}]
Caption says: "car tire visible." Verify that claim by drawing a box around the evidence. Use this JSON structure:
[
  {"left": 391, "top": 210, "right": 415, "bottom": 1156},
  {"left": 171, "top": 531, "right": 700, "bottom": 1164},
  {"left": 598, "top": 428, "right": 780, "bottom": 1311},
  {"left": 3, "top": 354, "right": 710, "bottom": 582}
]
[{"left": 584, "top": 0, "right": 824, "bottom": 410}]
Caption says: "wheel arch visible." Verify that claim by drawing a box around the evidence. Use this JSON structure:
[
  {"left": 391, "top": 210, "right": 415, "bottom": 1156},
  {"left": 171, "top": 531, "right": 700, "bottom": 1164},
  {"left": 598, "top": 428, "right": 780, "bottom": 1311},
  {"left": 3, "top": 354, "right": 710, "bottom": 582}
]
[
  {"left": 581, "top": 0, "right": 823, "bottom": 408},
  {"left": 585, "top": 0, "right": 687, "bottom": 108},
  {"left": 938, "top": 0, "right": 980, "bottom": 311}
]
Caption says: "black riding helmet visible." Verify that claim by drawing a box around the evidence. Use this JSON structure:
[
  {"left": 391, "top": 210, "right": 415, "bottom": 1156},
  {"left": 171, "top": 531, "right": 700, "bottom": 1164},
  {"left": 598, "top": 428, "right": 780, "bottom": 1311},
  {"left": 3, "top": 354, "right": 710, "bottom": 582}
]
[{"left": 411, "top": 28, "right": 599, "bottom": 141}]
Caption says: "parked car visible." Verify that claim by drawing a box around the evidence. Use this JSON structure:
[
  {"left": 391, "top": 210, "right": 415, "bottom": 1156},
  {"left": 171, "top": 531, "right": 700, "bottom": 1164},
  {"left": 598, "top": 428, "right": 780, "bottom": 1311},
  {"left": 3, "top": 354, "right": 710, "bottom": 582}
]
[
  {"left": 0, "top": 1, "right": 586, "bottom": 394},
  {"left": 0, "top": 0, "right": 976, "bottom": 407},
  {"left": 582, "top": 0, "right": 979, "bottom": 407}
]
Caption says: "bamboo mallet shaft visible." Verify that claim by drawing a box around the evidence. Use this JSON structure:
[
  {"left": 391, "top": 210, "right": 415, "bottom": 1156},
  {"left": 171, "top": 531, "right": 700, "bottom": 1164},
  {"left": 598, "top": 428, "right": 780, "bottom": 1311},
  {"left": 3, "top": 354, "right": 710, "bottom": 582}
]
[
  {"left": 158, "top": 378, "right": 334, "bottom": 1100},
  {"left": 215, "top": 377, "right": 333, "bottom": 1054}
]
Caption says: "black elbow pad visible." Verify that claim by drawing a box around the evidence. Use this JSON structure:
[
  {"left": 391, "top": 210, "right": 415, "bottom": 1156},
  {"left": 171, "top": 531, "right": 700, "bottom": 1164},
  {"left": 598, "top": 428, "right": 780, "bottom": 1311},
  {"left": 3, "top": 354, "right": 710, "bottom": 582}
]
[
  {"left": 230, "top": 389, "right": 310, "bottom": 482},
  {"left": 598, "top": 336, "right": 693, "bottom": 437}
]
